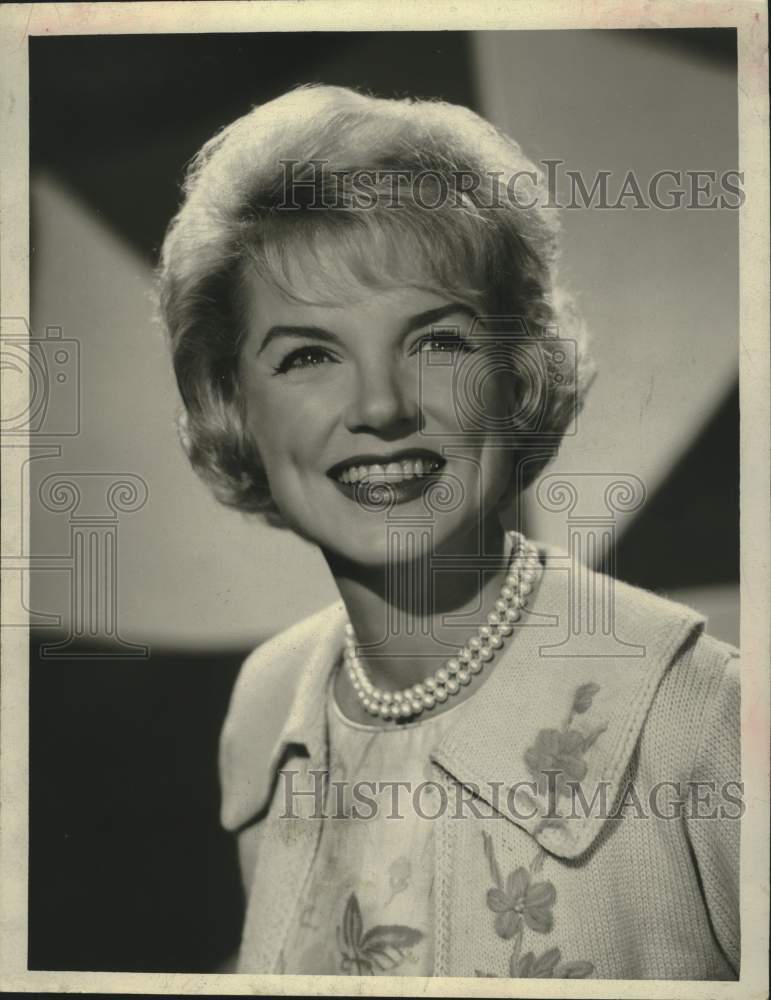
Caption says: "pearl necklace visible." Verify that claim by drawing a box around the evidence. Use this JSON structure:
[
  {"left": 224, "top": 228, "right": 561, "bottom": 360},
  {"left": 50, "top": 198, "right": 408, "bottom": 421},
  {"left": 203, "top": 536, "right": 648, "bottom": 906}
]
[{"left": 343, "top": 531, "right": 541, "bottom": 721}]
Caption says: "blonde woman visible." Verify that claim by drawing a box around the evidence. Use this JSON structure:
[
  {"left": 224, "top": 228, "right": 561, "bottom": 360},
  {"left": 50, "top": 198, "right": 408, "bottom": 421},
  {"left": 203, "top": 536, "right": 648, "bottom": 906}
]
[{"left": 159, "top": 86, "right": 740, "bottom": 980}]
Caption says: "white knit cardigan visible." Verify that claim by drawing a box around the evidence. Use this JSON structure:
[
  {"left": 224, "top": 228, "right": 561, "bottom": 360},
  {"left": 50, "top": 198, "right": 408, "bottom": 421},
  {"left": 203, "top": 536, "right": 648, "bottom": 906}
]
[{"left": 219, "top": 547, "right": 740, "bottom": 980}]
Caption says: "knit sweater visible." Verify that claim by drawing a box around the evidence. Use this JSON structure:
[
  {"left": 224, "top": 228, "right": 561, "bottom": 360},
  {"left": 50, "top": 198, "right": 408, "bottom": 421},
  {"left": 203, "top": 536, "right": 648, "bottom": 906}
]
[{"left": 219, "top": 546, "right": 740, "bottom": 980}]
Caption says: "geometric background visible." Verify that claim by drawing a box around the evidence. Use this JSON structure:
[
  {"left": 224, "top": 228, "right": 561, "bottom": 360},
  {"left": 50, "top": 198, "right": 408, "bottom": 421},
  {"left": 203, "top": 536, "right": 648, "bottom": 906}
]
[{"left": 25, "top": 29, "right": 738, "bottom": 971}]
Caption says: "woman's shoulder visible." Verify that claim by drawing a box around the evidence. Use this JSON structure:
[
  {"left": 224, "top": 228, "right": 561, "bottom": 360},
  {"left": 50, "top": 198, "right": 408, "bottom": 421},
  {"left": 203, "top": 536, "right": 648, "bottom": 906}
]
[
  {"left": 535, "top": 548, "right": 740, "bottom": 776},
  {"left": 218, "top": 601, "right": 346, "bottom": 830},
  {"left": 637, "top": 598, "right": 740, "bottom": 784},
  {"left": 226, "top": 600, "right": 346, "bottom": 727}
]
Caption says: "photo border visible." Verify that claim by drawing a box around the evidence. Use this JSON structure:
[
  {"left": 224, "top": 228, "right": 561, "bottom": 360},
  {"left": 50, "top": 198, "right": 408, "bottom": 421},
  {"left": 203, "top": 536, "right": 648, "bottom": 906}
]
[{"left": 1, "top": 2, "right": 768, "bottom": 996}]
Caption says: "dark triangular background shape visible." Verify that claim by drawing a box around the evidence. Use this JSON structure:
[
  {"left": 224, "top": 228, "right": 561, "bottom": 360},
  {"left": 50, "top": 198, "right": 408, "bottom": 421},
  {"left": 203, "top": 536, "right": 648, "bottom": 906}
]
[{"left": 603, "top": 380, "right": 739, "bottom": 591}]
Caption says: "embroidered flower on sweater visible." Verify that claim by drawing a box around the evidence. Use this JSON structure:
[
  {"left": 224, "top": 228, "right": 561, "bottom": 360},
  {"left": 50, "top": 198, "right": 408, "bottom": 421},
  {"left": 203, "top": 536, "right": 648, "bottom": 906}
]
[
  {"left": 524, "top": 729, "right": 588, "bottom": 798},
  {"left": 486, "top": 865, "right": 556, "bottom": 938},
  {"left": 476, "top": 927, "right": 594, "bottom": 979},
  {"left": 481, "top": 836, "right": 595, "bottom": 979},
  {"left": 336, "top": 892, "right": 423, "bottom": 975},
  {"left": 483, "top": 832, "right": 555, "bottom": 938},
  {"left": 524, "top": 682, "right": 607, "bottom": 801}
]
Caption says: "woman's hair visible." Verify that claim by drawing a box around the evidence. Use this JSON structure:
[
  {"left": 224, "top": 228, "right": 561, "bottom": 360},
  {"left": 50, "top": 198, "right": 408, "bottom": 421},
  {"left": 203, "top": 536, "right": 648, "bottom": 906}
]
[{"left": 158, "top": 84, "right": 593, "bottom": 522}]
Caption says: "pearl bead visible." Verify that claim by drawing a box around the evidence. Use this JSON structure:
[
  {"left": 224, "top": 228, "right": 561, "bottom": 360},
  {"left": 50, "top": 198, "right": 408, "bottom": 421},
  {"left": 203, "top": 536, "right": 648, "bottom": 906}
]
[
  {"left": 478, "top": 625, "right": 492, "bottom": 639},
  {"left": 459, "top": 647, "right": 472, "bottom": 664},
  {"left": 422, "top": 693, "right": 436, "bottom": 709},
  {"left": 400, "top": 702, "right": 413, "bottom": 718},
  {"left": 498, "top": 622, "right": 513, "bottom": 636},
  {"left": 379, "top": 704, "right": 391, "bottom": 719},
  {"left": 511, "top": 595, "right": 524, "bottom": 609},
  {"left": 381, "top": 691, "right": 393, "bottom": 704},
  {"left": 393, "top": 691, "right": 403, "bottom": 703},
  {"left": 487, "top": 612, "right": 501, "bottom": 626},
  {"left": 367, "top": 701, "right": 380, "bottom": 716},
  {"left": 446, "top": 677, "right": 460, "bottom": 695},
  {"left": 412, "top": 683, "right": 425, "bottom": 699},
  {"left": 505, "top": 607, "right": 521, "bottom": 623},
  {"left": 479, "top": 646, "right": 494, "bottom": 662},
  {"left": 505, "top": 574, "right": 519, "bottom": 588},
  {"left": 435, "top": 686, "right": 448, "bottom": 703},
  {"left": 469, "top": 657, "right": 484, "bottom": 674},
  {"left": 489, "top": 633, "right": 503, "bottom": 649},
  {"left": 468, "top": 636, "right": 482, "bottom": 652},
  {"left": 522, "top": 570, "right": 535, "bottom": 584},
  {"left": 520, "top": 582, "right": 532, "bottom": 596},
  {"left": 362, "top": 698, "right": 371, "bottom": 711},
  {"left": 446, "top": 658, "right": 460, "bottom": 674},
  {"left": 423, "top": 677, "right": 436, "bottom": 692},
  {"left": 495, "top": 598, "right": 508, "bottom": 614},
  {"left": 410, "top": 698, "right": 423, "bottom": 714},
  {"left": 501, "top": 585, "right": 514, "bottom": 601},
  {"left": 436, "top": 667, "right": 449, "bottom": 684},
  {"left": 457, "top": 668, "right": 471, "bottom": 685}
]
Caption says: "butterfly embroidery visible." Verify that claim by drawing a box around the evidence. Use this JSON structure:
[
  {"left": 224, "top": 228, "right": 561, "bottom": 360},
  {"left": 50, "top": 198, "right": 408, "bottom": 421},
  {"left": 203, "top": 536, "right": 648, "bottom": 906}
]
[{"left": 336, "top": 892, "right": 423, "bottom": 975}]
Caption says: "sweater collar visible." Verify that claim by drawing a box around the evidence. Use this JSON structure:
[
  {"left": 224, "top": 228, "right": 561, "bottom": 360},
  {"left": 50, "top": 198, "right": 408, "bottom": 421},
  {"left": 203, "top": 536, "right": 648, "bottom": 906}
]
[
  {"left": 221, "top": 545, "right": 705, "bottom": 858},
  {"left": 429, "top": 548, "right": 705, "bottom": 857}
]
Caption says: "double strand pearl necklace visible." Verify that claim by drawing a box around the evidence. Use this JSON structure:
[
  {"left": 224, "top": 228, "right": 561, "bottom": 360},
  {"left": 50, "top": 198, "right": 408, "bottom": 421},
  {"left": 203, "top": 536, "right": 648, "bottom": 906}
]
[{"left": 343, "top": 531, "right": 541, "bottom": 721}]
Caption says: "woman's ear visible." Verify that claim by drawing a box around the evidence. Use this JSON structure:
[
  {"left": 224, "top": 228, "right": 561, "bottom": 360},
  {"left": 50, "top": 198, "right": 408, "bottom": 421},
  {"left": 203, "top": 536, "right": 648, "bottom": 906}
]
[{"left": 176, "top": 408, "right": 193, "bottom": 456}]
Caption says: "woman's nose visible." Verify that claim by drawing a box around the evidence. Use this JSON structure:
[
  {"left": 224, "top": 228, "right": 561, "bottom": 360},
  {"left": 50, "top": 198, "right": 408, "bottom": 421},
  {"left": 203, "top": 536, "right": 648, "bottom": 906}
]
[{"left": 344, "top": 362, "right": 418, "bottom": 437}]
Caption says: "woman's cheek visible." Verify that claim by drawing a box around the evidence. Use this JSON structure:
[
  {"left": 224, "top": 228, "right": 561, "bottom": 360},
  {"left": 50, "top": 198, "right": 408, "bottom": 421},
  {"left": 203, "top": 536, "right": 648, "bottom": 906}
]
[{"left": 419, "top": 369, "right": 465, "bottom": 431}]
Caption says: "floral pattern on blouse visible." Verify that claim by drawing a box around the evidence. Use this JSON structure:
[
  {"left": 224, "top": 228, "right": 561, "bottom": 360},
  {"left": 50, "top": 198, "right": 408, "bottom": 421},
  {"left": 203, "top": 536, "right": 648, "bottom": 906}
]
[{"left": 337, "top": 892, "right": 424, "bottom": 975}]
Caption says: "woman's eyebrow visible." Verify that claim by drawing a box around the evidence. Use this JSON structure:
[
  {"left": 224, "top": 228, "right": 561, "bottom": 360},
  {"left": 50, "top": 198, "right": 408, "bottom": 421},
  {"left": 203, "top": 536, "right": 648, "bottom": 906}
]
[
  {"left": 257, "top": 325, "right": 340, "bottom": 355},
  {"left": 403, "top": 303, "right": 476, "bottom": 334},
  {"left": 257, "top": 305, "right": 475, "bottom": 354}
]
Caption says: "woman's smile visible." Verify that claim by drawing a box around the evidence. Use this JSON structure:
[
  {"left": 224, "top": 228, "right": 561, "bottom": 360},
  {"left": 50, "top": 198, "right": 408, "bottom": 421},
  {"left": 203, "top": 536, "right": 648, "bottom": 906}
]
[{"left": 327, "top": 448, "right": 446, "bottom": 506}]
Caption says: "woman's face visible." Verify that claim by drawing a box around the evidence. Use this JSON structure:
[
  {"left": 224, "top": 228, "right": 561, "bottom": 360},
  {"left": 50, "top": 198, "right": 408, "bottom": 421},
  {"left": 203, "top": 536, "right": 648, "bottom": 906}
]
[{"left": 238, "top": 259, "right": 519, "bottom": 566}]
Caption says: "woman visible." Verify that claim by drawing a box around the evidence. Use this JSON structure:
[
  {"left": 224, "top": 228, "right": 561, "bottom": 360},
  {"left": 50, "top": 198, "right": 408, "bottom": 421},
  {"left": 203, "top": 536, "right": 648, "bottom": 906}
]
[{"left": 158, "top": 85, "right": 740, "bottom": 980}]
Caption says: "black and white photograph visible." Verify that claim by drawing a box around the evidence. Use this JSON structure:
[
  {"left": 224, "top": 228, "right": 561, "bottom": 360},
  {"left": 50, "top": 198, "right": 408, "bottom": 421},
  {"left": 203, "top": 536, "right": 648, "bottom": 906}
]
[{"left": 0, "top": 2, "right": 768, "bottom": 996}]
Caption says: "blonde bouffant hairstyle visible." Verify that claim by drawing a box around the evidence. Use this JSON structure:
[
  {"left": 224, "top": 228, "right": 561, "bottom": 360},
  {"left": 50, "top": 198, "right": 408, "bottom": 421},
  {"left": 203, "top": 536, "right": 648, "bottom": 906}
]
[{"left": 158, "top": 85, "right": 593, "bottom": 523}]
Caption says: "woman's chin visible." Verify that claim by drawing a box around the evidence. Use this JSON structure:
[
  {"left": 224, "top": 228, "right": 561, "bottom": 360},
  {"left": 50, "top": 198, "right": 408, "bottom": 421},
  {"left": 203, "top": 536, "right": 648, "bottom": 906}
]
[{"left": 314, "top": 516, "right": 488, "bottom": 572}]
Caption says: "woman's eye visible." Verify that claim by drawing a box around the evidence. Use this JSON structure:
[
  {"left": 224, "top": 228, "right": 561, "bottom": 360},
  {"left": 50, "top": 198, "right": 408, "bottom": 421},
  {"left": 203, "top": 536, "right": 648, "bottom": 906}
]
[
  {"left": 416, "top": 332, "right": 474, "bottom": 355},
  {"left": 273, "top": 345, "right": 336, "bottom": 374}
]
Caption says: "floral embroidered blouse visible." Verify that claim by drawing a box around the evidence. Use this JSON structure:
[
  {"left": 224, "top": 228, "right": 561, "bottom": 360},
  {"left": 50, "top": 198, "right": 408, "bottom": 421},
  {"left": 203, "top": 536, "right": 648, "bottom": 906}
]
[{"left": 279, "top": 677, "right": 463, "bottom": 976}]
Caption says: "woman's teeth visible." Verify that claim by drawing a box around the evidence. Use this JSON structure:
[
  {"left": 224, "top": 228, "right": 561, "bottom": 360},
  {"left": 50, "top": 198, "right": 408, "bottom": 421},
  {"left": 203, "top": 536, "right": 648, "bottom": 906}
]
[{"left": 339, "top": 459, "right": 441, "bottom": 485}]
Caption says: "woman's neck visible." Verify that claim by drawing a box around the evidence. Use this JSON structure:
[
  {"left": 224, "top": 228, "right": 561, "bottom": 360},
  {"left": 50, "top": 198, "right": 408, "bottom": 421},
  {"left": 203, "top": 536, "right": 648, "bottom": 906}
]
[{"left": 325, "top": 516, "right": 512, "bottom": 692}]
